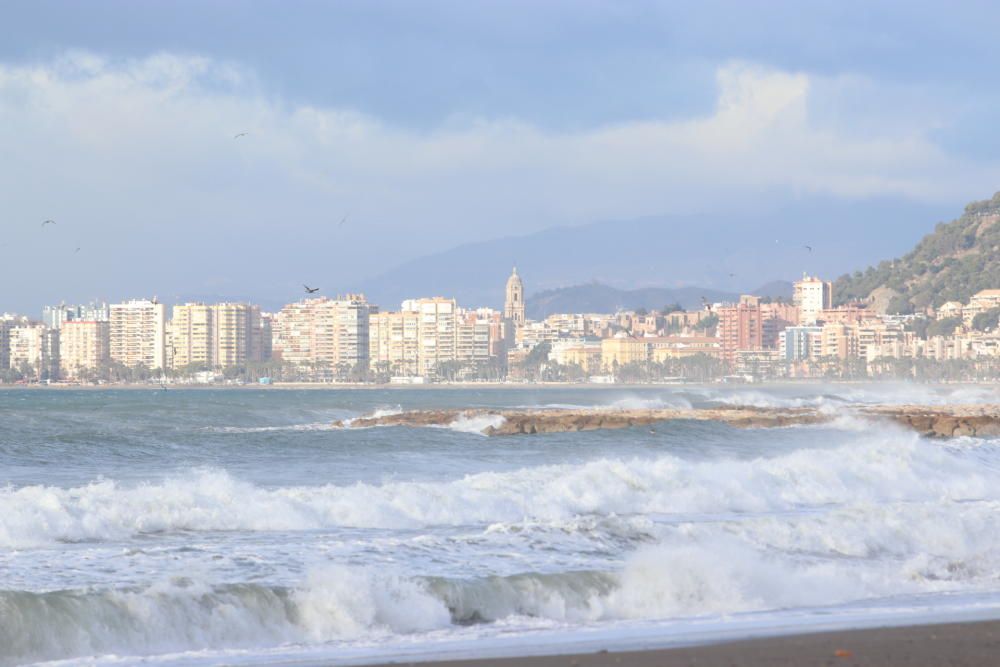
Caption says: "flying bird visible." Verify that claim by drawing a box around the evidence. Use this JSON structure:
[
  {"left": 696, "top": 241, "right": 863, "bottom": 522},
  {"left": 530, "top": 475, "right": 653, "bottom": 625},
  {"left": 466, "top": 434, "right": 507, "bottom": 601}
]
[
  {"left": 233, "top": 132, "right": 249, "bottom": 139},
  {"left": 804, "top": 245, "right": 813, "bottom": 252},
  {"left": 41, "top": 220, "right": 56, "bottom": 227},
  {"left": 74, "top": 247, "right": 81, "bottom": 253},
  {"left": 729, "top": 273, "right": 736, "bottom": 278},
  {"left": 303, "top": 285, "right": 320, "bottom": 294},
  {"left": 339, "top": 214, "right": 349, "bottom": 227}
]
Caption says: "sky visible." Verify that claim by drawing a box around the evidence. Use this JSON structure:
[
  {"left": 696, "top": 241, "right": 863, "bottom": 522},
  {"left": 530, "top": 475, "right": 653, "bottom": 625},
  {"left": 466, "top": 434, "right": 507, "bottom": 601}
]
[{"left": 2, "top": 1, "right": 1000, "bottom": 313}]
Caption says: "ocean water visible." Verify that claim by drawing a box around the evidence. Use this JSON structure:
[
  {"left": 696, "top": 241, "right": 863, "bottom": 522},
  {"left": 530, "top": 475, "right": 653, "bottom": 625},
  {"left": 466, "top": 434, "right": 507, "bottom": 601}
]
[{"left": 2, "top": 383, "right": 1000, "bottom": 666}]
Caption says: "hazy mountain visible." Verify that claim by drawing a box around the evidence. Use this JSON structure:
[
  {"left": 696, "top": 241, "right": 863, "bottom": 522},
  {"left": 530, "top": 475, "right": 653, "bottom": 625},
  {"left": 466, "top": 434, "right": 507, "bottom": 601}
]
[
  {"left": 525, "top": 284, "right": 734, "bottom": 319},
  {"left": 524, "top": 280, "right": 793, "bottom": 319},
  {"left": 835, "top": 191, "right": 1000, "bottom": 311},
  {"left": 359, "top": 196, "right": 951, "bottom": 310}
]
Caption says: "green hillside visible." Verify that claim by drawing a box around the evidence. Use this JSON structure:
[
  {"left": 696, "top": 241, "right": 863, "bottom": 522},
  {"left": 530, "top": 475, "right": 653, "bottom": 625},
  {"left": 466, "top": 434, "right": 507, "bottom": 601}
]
[{"left": 835, "top": 191, "right": 1000, "bottom": 312}]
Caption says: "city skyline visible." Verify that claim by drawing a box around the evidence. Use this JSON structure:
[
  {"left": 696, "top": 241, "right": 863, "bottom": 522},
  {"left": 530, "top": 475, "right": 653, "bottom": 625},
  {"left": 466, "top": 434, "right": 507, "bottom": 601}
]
[{"left": 4, "top": 266, "right": 998, "bottom": 385}]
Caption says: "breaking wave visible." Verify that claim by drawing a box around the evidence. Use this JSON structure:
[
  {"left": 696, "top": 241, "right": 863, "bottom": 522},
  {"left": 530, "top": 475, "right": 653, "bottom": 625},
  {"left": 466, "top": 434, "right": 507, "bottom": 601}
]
[
  {"left": 2, "top": 426, "right": 998, "bottom": 548},
  {"left": 6, "top": 522, "right": 999, "bottom": 666}
]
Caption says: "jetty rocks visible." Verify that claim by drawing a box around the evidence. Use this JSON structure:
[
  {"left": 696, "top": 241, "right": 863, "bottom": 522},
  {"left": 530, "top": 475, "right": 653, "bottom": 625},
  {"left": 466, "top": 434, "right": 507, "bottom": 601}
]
[{"left": 334, "top": 404, "right": 1000, "bottom": 438}]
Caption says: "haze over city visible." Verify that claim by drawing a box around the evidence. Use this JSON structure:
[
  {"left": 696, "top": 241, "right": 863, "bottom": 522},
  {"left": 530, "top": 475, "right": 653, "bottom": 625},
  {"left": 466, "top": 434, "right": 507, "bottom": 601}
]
[{"left": 5, "top": 1, "right": 1000, "bottom": 313}]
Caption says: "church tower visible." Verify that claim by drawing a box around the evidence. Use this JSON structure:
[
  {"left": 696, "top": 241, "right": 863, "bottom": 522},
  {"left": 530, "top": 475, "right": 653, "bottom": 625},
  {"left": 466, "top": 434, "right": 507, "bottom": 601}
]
[{"left": 504, "top": 267, "right": 525, "bottom": 327}]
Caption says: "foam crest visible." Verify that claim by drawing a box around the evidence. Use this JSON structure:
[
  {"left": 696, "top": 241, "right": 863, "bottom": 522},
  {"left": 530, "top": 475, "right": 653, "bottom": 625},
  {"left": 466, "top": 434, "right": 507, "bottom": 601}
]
[
  {"left": 6, "top": 522, "right": 1000, "bottom": 665},
  {"left": 445, "top": 413, "right": 506, "bottom": 435},
  {"left": 2, "top": 428, "right": 997, "bottom": 548},
  {"left": 608, "top": 395, "right": 693, "bottom": 410},
  {"left": 0, "top": 567, "right": 450, "bottom": 666}
]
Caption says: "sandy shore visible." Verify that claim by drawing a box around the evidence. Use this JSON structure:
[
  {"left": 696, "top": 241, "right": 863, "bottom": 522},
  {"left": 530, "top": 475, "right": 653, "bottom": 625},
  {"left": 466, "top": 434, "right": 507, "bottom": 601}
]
[{"left": 362, "top": 619, "right": 1000, "bottom": 667}]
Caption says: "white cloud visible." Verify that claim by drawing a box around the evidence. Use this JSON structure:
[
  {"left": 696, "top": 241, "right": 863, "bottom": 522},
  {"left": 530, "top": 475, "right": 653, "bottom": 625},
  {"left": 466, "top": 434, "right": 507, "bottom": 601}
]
[{"left": 0, "top": 52, "right": 995, "bottom": 308}]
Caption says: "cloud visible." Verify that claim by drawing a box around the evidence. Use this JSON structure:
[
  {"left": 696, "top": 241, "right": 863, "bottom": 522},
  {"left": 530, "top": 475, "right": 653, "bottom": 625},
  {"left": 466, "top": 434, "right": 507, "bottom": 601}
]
[{"left": 0, "top": 52, "right": 995, "bottom": 311}]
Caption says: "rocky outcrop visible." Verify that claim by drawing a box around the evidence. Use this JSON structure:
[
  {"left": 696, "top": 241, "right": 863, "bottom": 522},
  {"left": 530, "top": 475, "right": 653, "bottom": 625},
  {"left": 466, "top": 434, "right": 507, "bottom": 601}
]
[
  {"left": 336, "top": 406, "right": 826, "bottom": 435},
  {"left": 334, "top": 404, "right": 1000, "bottom": 438},
  {"left": 860, "top": 405, "right": 1000, "bottom": 438}
]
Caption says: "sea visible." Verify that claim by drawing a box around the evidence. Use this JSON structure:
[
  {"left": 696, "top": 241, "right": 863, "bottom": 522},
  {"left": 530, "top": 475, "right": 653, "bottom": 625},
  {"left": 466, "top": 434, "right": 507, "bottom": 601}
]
[{"left": 2, "top": 382, "right": 1000, "bottom": 666}]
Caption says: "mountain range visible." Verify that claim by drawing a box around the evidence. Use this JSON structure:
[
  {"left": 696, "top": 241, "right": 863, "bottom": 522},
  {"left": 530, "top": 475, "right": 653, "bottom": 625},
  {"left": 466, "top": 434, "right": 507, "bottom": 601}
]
[{"left": 358, "top": 195, "right": 950, "bottom": 312}]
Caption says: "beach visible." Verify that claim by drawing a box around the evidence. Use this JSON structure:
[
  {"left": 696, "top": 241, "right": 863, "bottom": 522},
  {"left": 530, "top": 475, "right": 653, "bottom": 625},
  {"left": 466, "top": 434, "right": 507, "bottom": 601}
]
[{"left": 364, "top": 620, "right": 1000, "bottom": 667}]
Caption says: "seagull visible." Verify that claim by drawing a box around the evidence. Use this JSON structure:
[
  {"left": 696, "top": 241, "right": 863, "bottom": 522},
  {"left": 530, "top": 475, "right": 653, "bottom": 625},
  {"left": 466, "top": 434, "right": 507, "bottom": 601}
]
[
  {"left": 41, "top": 220, "right": 56, "bottom": 227},
  {"left": 74, "top": 247, "right": 81, "bottom": 253},
  {"left": 303, "top": 284, "right": 320, "bottom": 294},
  {"left": 233, "top": 132, "right": 249, "bottom": 139},
  {"left": 804, "top": 245, "right": 813, "bottom": 252},
  {"left": 339, "top": 214, "right": 349, "bottom": 227}
]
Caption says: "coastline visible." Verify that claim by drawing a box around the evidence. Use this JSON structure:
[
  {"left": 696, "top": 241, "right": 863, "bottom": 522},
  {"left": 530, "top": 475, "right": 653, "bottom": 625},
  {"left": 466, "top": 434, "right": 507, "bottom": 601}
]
[
  {"left": 359, "top": 619, "right": 1000, "bottom": 667},
  {"left": 0, "top": 379, "right": 992, "bottom": 390}
]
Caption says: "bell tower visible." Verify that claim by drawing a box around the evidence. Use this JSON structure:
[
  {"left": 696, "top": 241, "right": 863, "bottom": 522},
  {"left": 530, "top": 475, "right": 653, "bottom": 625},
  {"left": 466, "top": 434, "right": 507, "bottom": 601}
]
[{"left": 504, "top": 267, "right": 525, "bottom": 327}]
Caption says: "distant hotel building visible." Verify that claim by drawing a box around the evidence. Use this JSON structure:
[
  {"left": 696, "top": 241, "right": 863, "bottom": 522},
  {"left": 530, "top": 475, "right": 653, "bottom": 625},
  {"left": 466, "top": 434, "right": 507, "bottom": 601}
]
[
  {"left": 369, "top": 300, "right": 501, "bottom": 379},
  {"left": 793, "top": 275, "right": 833, "bottom": 325},
  {"left": 7, "top": 324, "right": 59, "bottom": 380},
  {"left": 109, "top": 299, "right": 167, "bottom": 371},
  {"left": 168, "top": 302, "right": 265, "bottom": 370},
  {"left": 59, "top": 320, "right": 110, "bottom": 379},
  {"left": 717, "top": 295, "right": 798, "bottom": 365},
  {"left": 42, "top": 302, "right": 110, "bottom": 329},
  {"left": 272, "top": 295, "right": 371, "bottom": 377}
]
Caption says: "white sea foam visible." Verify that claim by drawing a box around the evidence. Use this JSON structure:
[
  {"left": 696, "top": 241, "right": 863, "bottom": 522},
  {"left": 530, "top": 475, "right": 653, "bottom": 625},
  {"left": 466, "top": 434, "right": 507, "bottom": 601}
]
[
  {"left": 7, "top": 524, "right": 1000, "bottom": 666},
  {"left": 2, "top": 427, "right": 998, "bottom": 548},
  {"left": 0, "top": 566, "right": 451, "bottom": 666},
  {"left": 692, "top": 383, "right": 998, "bottom": 409},
  {"left": 607, "top": 395, "right": 693, "bottom": 410},
  {"left": 445, "top": 413, "right": 506, "bottom": 435}
]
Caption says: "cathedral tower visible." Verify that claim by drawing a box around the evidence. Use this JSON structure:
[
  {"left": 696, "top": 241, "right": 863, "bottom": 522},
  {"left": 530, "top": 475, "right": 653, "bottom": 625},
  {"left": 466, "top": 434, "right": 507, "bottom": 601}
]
[{"left": 504, "top": 267, "right": 525, "bottom": 327}]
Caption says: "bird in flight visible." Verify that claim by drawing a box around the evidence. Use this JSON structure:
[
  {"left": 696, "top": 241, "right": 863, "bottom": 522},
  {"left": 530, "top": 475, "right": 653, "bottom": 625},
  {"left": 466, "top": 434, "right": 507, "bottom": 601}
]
[
  {"left": 339, "top": 214, "right": 349, "bottom": 227},
  {"left": 303, "top": 285, "right": 320, "bottom": 294},
  {"left": 74, "top": 247, "right": 81, "bottom": 253},
  {"left": 41, "top": 219, "right": 56, "bottom": 227},
  {"left": 233, "top": 132, "right": 249, "bottom": 139},
  {"left": 728, "top": 273, "right": 736, "bottom": 278},
  {"left": 804, "top": 245, "right": 813, "bottom": 252}
]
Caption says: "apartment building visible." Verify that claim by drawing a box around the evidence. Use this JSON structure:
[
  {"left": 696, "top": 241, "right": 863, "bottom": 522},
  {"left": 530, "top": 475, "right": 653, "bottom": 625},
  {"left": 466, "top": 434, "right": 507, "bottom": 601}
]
[
  {"left": 778, "top": 326, "right": 823, "bottom": 361},
  {"left": 110, "top": 299, "right": 167, "bottom": 371},
  {"left": 170, "top": 302, "right": 268, "bottom": 371},
  {"left": 8, "top": 324, "right": 59, "bottom": 380},
  {"left": 793, "top": 275, "right": 833, "bottom": 325},
  {"left": 170, "top": 303, "right": 213, "bottom": 369},
  {"left": 600, "top": 333, "right": 648, "bottom": 369},
  {"left": 273, "top": 295, "right": 370, "bottom": 375},
  {"left": 411, "top": 297, "right": 457, "bottom": 377},
  {"left": 369, "top": 309, "right": 421, "bottom": 376},
  {"left": 59, "top": 320, "right": 110, "bottom": 379},
  {"left": 42, "top": 302, "right": 110, "bottom": 330},
  {"left": 648, "top": 335, "right": 722, "bottom": 362},
  {"left": 548, "top": 339, "right": 603, "bottom": 373}
]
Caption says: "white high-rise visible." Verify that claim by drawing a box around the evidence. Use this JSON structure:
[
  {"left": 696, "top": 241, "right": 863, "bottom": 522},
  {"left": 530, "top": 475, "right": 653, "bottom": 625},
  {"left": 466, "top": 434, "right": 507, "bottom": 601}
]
[
  {"left": 793, "top": 275, "right": 833, "bottom": 326},
  {"left": 110, "top": 299, "right": 167, "bottom": 371}
]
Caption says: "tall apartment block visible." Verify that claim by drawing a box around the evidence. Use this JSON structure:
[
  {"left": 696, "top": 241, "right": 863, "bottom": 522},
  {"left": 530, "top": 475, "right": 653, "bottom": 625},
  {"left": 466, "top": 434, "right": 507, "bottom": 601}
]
[
  {"left": 59, "top": 320, "right": 110, "bottom": 379},
  {"left": 793, "top": 275, "right": 834, "bottom": 325},
  {"left": 109, "top": 299, "right": 167, "bottom": 371}
]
